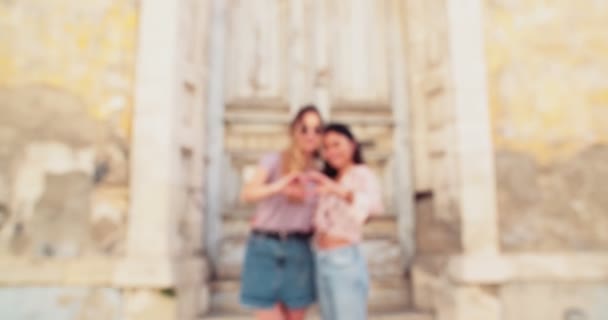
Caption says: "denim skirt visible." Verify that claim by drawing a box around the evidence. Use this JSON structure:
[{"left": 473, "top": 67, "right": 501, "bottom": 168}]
[{"left": 240, "top": 233, "right": 316, "bottom": 309}]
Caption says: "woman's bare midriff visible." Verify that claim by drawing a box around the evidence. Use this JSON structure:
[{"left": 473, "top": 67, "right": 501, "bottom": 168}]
[{"left": 315, "top": 232, "right": 353, "bottom": 250}]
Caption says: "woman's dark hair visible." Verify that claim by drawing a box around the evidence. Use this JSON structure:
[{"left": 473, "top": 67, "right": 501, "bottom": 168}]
[{"left": 321, "top": 123, "right": 365, "bottom": 179}]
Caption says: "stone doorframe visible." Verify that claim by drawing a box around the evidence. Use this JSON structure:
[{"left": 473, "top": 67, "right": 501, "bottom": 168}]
[
  {"left": 203, "top": 0, "right": 419, "bottom": 272},
  {"left": 126, "top": 0, "right": 499, "bottom": 319},
  {"left": 128, "top": 1, "right": 608, "bottom": 319},
  {"left": 128, "top": 0, "right": 210, "bottom": 318},
  {"left": 444, "top": 0, "right": 499, "bottom": 255}
]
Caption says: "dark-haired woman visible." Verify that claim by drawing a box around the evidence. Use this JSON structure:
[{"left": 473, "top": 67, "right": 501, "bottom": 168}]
[
  {"left": 308, "top": 123, "right": 384, "bottom": 320},
  {"left": 239, "top": 105, "right": 323, "bottom": 320}
]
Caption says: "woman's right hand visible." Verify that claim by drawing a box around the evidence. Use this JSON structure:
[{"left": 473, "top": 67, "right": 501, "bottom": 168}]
[
  {"left": 270, "top": 172, "right": 299, "bottom": 194},
  {"left": 241, "top": 167, "right": 308, "bottom": 204},
  {"left": 272, "top": 172, "right": 307, "bottom": 202}
]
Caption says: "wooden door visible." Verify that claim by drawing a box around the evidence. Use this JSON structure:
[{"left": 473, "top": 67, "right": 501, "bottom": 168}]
[{"left": 205, "top": 0, "right": 414, "bottom": 315}]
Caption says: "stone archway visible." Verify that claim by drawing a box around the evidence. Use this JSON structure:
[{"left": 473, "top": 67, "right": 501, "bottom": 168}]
[{"left": 127, "top": 0, "right": 499, "bottom": 319}]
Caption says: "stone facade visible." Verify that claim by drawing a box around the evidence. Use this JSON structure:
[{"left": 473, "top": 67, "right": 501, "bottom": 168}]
[
  {"left": 486, "top": 0, "right": 608, "bottom": 252},
  {"left": 410, "top": 1, "right": 608, "bottom": 319},
  {"left": 0, "top": 0, "right": 135, "bottom": 258},
  {"left": 479, "top": 0, "right": 608, "bottom": 318},
  {"left": 0, "top": 288, "right": 123, "bottom": 320},
  {"left": 1, "top": 0, "right": 607, "bottom": 319},
  {"left": 0, "top": 1, "right": 189, "bottom": 319}
]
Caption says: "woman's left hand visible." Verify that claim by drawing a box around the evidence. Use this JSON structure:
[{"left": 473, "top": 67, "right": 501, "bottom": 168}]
[
  {"left": 283, "top": 181, "right": 307, "bottom": 203},
  {"left": 306, "top": 172, "right": 332, "bottom": 193},
  {"left": 307, "top": 172, "right": 348, "bottom": 198}
]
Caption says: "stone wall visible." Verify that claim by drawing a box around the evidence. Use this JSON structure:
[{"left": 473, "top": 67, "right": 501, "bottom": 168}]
[
  {"left": 486, "top": 0, "right": 608, "bottom": 252},
  {"left": 482, "top": 1, "right": 608, "bottom": 319},
  {"left": 407, "top": 0, "right": 463, "bottom": 256},
  {"left": 0, "top": 0, "right": 139, "bottom": 318},
  {"left": 2, "top": 0, "right": 607, "bottom": 319},
  {"left": 0, "top": 0, "right": 136, "bottom": 258}
]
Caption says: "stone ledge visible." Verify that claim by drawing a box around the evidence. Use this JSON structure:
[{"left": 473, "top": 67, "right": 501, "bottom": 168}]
[
  {"left": 446, "top": 252, "right": 608, "bottom": 284},
  {"left": 0, "top": 256, "right": 208, "bottom": 287},
  {"left": 202, "top": 311, "right": 432, "bottom": 320}
]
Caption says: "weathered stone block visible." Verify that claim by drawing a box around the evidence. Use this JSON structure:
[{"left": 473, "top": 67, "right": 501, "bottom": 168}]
[
  {"left": 15, "top": 171, "right": 92, "bottom": 257},
  {"left": 501, "top": 283, "right": 608, "bottom": 320},
  {"left": 496, "top": 147, "right": 608, "bottom": 251},
  {"left": 125, "top": 289, "right": 176, "bottom": 320},
  {"left": 415, "top": 193, "right": 461, "bottom": 254},
  {"left": 436, "top": 284, "right": 500, "bottom": 320},
  {"left": 412, "top": 256, "right": 447, "bottom": 311},
  {"left": 91, "top": 187, "right": 128, "bottom": 255},
  {"left": 0, "top": 287, "right": 122, "bottom": 320},
  {"left": 0, "top": 85, "right": 131, "bottom": 258},
  {"left": 114, "top": 258, "right": 174, "bottom": 287},
  {"left": 175, "top": 258, "right": 211, "bottom": 319},
  {"left": 446, "top": 253, "right": 608, "bottom": 284},
  {"left": 209, "top": 277, "right": 411, "bottom": 315}
]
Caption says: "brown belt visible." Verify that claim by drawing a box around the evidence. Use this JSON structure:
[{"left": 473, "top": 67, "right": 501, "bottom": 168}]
[{"left": 252, "top": 229, "right": 313, "bottom": 241}]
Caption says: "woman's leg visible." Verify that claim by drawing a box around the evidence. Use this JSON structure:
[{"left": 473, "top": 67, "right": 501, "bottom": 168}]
[
  {"left": 315, "top": 252, "right": 334, "bottom": 320},
  {"left": 241, "top": 235, "right": 282, "bottom": 313},
  {"left": 254, "top": 305, "right": 284, "bottom": 320},
  {"left": 321, "top": 246, "right": 368, "bottom": 320},
  {"left": 284, "top": 307, "right": 307, "bottom": 320},
  {"left": 254, "top": 303, "right": 305, "bottom": 320},
  {"left": 280, "top": 238, "right": 316, "bottom": 315}
]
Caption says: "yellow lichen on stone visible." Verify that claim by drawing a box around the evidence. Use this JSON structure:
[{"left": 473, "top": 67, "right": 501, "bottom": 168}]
[
  {"left": 0, "top": 0, "right": 137, "bottom": 259},
  {"left": 488, "top": 1, "right": 608, "bottom": 253},
  {"left": 485, "top": 1, "right": 608, "bottom": 165},
  {"left": 0, "top": 0, "right": 137, "bottom": 140}
]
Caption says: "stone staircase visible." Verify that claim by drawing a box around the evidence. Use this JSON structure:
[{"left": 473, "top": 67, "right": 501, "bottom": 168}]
[
  {"left": 203, "top": 311, "right": 431, "bottom": 320},
  {"left": 202, "top": 209, "right": 432, "bottom": 320}
]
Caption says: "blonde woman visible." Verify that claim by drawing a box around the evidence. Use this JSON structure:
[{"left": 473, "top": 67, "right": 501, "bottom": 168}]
[{"left": 240, "top": 105, "right": 323, "bottom": 320}]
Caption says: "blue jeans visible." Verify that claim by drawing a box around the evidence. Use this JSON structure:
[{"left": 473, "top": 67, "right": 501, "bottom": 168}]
[
  {"left": 240, "top": 234, "right": 316, "bottom": 309},
  {"left": 315, "top": 244, "right": 369, "bottom": 320}
]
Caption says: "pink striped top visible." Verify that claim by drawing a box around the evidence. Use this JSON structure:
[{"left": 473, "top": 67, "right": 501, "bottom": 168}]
[
  {"left": 314, "top": 165, "right": 384, "bottom": 242},
  {"left": 251, "top": 153, "right": 318, "bottom": 233}
]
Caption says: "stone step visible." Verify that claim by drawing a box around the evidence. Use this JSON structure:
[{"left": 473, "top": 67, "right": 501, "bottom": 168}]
[
  {"left": 221, "top": 215, "right": 400, "bottom": 241},
  {"left": 223, "top": 146, "right": 394, "bottom": 169},
  {"left": 202, "top": 310, "right": 432, "bottom": 320},
  {"left": 216, "top": 236, "right": 406, "bottom": 280},
  {"left": 209, "top": 277, "right": 412, "bottom": 315}
]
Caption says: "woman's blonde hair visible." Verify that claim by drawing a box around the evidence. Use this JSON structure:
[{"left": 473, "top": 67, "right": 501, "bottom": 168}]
[{"left": 281, "top": 105, "right": 322, "bottom": 174}]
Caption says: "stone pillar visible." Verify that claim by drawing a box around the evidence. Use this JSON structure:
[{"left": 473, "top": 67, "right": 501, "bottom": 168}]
[
  {"left": 436, "top": 0, "right": 501, "bottom": 319},
  {"left": 127, "top": 0, "right": 210, "bottom": 319},
  {"left": 128, "top": 0, "right": 180, "bottom": 261},
  {"left": 126, "top": 1, "right": 182, "bottom": 319},
  {"left": 446, "top": 0, "right": 498, "bottom": 256}
]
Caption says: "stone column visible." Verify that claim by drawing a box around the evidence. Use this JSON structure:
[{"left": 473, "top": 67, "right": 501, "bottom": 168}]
[
  {"left": 127, "top": 0, "right": 210, "bottom": 319},
  {"left": 446, "top": 0, "right": 498, "bottom": 256},
  {"left": 438, "top": 0, "right": 501, "bottom": 319},
  {"left": 128, "top": 0, "right": 180, "bottom": 261}
]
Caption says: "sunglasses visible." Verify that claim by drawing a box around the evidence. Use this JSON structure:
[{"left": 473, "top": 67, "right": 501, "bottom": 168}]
[{"left": 298, "top": 125, "right": 323, "bottom": 135}]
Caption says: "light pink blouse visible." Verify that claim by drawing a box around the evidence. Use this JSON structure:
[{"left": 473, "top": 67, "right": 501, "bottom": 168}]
[{"left": 314, "top": 165, "right": 384, "bottom": 242}]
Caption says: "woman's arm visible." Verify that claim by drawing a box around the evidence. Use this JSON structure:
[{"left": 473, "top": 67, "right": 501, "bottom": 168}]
[
  {"left": 348, "top": 167, "right": 384, "bottom": 221},
  {"left": 310, "top": 168, "right": 383, "bottom": 222},
  {"left": 308, "top": 171, "right": 353, "bottom": 202},
  {"left": 240, "top": 167, "right": 299, "bottom": 204}
]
